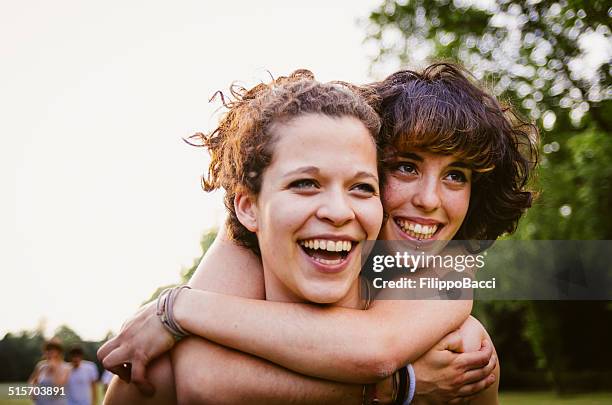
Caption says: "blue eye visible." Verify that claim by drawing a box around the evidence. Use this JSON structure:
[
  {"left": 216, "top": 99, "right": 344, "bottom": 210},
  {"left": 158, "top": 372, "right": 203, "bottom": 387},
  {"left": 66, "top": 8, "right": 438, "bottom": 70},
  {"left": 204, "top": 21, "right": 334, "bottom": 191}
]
[{"left": 289, "top": 179, "right": 318, "bottom": 189}]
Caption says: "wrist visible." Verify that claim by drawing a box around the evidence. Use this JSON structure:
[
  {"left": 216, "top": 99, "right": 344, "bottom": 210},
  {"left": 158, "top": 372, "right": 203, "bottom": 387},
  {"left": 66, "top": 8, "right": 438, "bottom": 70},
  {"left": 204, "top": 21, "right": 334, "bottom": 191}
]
[
  {"left": 172, "top": 288, "right": 191, "bottom": 332},
  {"left": 156, "top": 285, "right": 192, "bottom": 339},
  {"left": 172, "top": 288, "right": 193, "bottom": 333}
]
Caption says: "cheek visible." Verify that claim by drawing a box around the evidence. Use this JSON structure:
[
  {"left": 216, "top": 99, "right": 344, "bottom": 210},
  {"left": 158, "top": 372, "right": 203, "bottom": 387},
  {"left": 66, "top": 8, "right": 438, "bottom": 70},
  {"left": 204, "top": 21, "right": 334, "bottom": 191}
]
[
  {"left": 356, "top": 199, "right": 383, "bottom": 237},
  {"left": 447, "top": 189, "right": 471, "bottom": 225},
  {"left": 260, "top": 195, "right": 311, "bottom": 237},
  {"left": 382, "top": 177, "right": 414, "bottom": 210}
]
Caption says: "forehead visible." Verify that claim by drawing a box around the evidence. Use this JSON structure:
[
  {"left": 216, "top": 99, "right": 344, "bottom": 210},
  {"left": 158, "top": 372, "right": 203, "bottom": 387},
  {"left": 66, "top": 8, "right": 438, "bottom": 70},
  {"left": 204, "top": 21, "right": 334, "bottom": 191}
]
[
  {"left": 269, "top": 114, "right": 378, "bottom": 172},
  {"left": 389, "top": 147, "right": 470, "bottom": 167}
]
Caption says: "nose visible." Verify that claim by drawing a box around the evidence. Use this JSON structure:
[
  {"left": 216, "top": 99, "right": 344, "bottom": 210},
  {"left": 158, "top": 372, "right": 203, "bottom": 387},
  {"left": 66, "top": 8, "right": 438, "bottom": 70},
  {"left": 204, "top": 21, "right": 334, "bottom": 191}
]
[
  {"left": 316, "top": 187, "right": 355, "bottom": 226},
  {"left": 412, "top": 175, "right": 441, "bottom": 212}
]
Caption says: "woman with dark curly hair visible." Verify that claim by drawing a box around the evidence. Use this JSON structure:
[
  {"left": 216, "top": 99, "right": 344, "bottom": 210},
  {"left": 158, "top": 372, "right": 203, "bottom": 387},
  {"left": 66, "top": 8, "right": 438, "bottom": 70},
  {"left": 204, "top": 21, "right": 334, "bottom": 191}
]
[{"left": 99, "top": 64, "right": 537, "bottom": 405}]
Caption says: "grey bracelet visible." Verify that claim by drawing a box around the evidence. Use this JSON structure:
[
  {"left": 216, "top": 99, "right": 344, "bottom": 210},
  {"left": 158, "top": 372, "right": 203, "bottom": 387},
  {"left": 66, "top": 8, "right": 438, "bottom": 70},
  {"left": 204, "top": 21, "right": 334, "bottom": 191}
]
[{"left": 156, "top": 285, "right": 192, "bottom": 340}]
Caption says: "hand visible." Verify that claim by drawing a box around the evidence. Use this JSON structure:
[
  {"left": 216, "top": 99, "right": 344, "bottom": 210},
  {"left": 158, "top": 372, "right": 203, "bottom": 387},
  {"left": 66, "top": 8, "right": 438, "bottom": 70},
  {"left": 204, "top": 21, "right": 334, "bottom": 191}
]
[
  {"left": 97, "top": 301, "right": 175, "bottom": 396},
  {"left": 412, "top": 331, "right": 497, "bottom": 404}
]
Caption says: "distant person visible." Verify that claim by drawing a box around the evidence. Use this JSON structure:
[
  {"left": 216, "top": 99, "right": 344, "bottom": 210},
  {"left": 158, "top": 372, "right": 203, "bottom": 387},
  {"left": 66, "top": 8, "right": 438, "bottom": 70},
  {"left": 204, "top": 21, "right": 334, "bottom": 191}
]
[
  {"left": 66, "top": 346, "right": 99, "bottom": 405},
  {"left": 28, "top": 339, "right": 71, "bottom": 405},
  {"left": 100, "top": 369, "right": 114, "bottom": 392}
]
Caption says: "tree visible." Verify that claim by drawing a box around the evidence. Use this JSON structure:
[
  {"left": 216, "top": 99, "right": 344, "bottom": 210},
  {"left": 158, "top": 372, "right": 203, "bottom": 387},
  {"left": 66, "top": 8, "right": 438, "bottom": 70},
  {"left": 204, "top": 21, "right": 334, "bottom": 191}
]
[
  {"left": 0, "top": 330, "right": 45, "bottom": 382},
  {"left": 365, "top": 0, "right": 611, "bottom": 132},
  {"left": 54, "top": 325, "right": 82, "bottom": 348},
  {"left": 365, "top": 0, "right": 612, "bottom": 392}
]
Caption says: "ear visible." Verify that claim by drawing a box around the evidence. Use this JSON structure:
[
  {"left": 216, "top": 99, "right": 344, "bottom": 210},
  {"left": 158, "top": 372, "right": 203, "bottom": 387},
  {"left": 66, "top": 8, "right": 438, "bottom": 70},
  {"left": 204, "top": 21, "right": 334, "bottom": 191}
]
[{"left": 234, "top": 191, "right": 258, "bottom": 232}]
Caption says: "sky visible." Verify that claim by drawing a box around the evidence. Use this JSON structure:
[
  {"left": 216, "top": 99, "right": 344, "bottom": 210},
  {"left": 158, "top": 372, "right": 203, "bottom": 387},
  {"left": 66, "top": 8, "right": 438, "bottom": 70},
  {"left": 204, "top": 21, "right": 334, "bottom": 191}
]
[
  {"left": 1, "top": 0, "right": 382, "bottom": 341},
  {"left": 3, "top": 1, "right": 607, "bottom": 342}
]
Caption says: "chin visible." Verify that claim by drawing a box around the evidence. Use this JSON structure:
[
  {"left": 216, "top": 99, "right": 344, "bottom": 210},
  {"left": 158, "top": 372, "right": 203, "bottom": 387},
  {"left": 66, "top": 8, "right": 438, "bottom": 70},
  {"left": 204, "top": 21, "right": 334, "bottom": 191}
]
[{"left": 300, "top": 282, "right": 353, "bottom": 305}]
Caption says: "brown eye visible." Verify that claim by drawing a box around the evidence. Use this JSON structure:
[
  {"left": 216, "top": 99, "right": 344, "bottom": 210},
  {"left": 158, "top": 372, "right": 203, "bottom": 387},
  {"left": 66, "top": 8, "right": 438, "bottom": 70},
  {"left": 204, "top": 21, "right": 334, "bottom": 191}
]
[
  {"left": 445, "top": 170, "right": 468, "bottom": 183},
  {"left": 396, "top": 162, "right": 418, "bottom": 175}
]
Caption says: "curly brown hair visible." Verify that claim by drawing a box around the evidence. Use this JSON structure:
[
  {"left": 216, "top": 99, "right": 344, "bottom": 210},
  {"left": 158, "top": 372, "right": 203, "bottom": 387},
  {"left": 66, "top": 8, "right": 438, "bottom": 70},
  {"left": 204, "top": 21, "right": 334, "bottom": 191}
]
[
  {"left": 370, "top": 63, "right": 539, "bottom": 240},
  {"left": 189, "top": 70, "right": 381, "bottom": 254}
]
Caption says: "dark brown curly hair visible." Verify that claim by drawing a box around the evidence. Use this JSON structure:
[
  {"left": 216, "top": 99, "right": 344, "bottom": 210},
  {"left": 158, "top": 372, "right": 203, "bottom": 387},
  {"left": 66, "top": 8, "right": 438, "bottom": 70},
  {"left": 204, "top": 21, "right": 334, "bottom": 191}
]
[
  {"left": 369, "top": 63, "right": 539, "bottom": 240},
  {"left": 189, "top": 70, "right": 381, "bottom": 254}
]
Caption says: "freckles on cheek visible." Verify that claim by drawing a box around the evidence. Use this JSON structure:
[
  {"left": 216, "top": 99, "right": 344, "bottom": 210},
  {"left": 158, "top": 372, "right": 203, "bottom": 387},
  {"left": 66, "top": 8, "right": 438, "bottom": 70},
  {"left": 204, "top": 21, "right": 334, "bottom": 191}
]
[
  {"left": 450, "top": 192, "right": 470, "bottom": 223},
  {"left": 382, "top": 179, "right": 407, "bottom": 208}
]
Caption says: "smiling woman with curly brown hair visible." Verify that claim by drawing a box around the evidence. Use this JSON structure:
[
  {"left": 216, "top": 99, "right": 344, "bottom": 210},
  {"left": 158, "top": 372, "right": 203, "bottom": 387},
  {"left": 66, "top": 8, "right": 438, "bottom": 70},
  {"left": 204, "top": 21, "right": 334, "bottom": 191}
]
[{"left": 99, "top": 64, "right": 537, "bottom": 405}]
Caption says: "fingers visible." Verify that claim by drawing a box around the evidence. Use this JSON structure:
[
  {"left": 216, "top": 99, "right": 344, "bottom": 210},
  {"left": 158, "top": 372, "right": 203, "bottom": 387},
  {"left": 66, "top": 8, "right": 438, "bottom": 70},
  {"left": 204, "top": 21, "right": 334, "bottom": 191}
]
[
  {"left": 460, "top": 353, "right": 497, "bottom": 384},
  {"left": 457, "top": 372, "right": 496, "bottom": 397},
  {"left": 130, "top": 361, "right": 155, "bottom": 397},
  {"left": 102, "top": 347, "right": 156, "bottom": 396},
  {"left": 442, "top": 331, "right": 465, "bottom": 353},
  {"left": 109, "top": 363, "right": 131, "bottom": 382},
  {"left": 456, "top": 339, "right": 493, "bottom": 370},
  {"left": 448, "top": 397, "right": 471, "bottom": 405},
  {"left": 97, "top": 338, "right": 118, "bottom": 363},
  {"left": 101, "top": 347, "right": 131, "bottom": 379}
]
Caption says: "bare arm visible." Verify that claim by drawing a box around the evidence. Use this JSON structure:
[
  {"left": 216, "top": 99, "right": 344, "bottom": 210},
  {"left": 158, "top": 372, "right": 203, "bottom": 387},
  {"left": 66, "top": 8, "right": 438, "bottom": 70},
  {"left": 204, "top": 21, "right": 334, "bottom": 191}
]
[
  {"left": 103, "top": 234, "right": 392, "bottom": 404},
  {"left": 172, "top": 230, "right": 397, "bottom": 404},
  {"left": 173, "top": 338, "right": 371, "bottom": 405},
  {"left": 175, "top": 229, "right": 471, "bottom": 383},
  {"left": 176, "top": 291, "right": 470, "bottom": 383},
  {"left": 102, "top": 229, "right": 489, "bottom": 403}
]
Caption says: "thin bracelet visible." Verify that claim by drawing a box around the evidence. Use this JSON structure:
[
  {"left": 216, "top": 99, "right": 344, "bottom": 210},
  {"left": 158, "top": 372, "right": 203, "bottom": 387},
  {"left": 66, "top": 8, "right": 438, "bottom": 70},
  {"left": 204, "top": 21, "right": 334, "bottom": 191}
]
[
  {"left": 167, "top": 285, "right": 191, "bottom": 336},
  {"left": 156, "top": 285, "right": 191, "bottom": 340},
  {"left": 405, "top": 364, "right": 415, "bottom": 405},
  {"left": 394, "top": 366, "right": 408, "bottom": 405}
]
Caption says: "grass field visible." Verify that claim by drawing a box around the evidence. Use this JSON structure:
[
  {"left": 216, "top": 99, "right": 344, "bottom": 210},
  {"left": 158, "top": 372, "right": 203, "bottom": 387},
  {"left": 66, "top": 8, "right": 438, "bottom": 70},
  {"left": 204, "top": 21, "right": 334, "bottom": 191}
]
[
  {"left": 500, "top": 391, "right": 612, "bottom": 404},
  {"left": 2, "top": 383, "right": 612, "bottom": 404}
]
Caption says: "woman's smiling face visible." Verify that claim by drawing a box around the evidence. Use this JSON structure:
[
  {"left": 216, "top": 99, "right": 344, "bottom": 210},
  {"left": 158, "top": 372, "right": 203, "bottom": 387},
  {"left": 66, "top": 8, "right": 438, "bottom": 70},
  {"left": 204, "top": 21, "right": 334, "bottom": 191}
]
[
  {"left": 380, "top": 149, "right": 472, "bottom": 243},
  {"left": 241, "top": 113, "right": 382, "bottom": 306}
]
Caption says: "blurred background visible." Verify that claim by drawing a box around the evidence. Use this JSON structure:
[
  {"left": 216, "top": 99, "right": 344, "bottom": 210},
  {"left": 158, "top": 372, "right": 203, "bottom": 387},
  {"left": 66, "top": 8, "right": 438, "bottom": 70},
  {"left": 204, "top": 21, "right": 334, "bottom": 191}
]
[{"left": 1, "top": 0, "right": 610, "bottom": 403}]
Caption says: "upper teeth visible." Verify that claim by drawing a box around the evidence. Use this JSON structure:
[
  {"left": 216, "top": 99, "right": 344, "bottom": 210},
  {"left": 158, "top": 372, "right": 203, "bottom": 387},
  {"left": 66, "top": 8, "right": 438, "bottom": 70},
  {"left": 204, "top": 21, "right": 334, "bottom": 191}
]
[
  {"left": 299, "top": 239, "right": 353, "bottom": 252},
  {"left": 396, "top": 220, "right": 439, "bottom": 239}
]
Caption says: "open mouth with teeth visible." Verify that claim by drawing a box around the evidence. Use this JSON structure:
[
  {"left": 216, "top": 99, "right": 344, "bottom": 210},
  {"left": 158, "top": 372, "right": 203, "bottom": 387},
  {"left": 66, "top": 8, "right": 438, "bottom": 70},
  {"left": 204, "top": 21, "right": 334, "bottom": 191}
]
[
  {"left": 394, "top": 218, "right": 442, "bottom": 240},
  {"left": 298, "top": 239, "right": 353, "bottom": 266}
]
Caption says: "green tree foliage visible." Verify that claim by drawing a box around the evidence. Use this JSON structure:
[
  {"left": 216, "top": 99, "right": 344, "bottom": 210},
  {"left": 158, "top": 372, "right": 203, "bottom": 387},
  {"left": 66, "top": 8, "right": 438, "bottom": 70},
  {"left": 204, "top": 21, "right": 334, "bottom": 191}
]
[
  {"left": 366, "top": 0, "right": 611, "bottom": 132},
  {"left": 366, "top": 0, "right": 611, "bottom": 392},
  {"left": 0, "top": 327, "right": 103, "bottom": 382},
  {"left": 0, "top": 330, "right": 45, "bottom": 382},
  {"left": 53, "top": 325, "right": 82, "bottom": 348}
]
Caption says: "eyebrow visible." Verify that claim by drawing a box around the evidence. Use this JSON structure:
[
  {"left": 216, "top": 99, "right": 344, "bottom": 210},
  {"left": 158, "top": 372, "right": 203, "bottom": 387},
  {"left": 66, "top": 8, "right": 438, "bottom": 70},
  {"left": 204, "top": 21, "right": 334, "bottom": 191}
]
[
  {"left": 283, "top": 166, "right": 320, "bottom": 178},
  {"left": 396, "top": 152, "right": 471, "bottom": 169},
  {"left": 354, "top": 171, "right": 379, "bottom": 182},
  {"left": 283, "top": 166, "right": 379, "bottom": 182}
]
